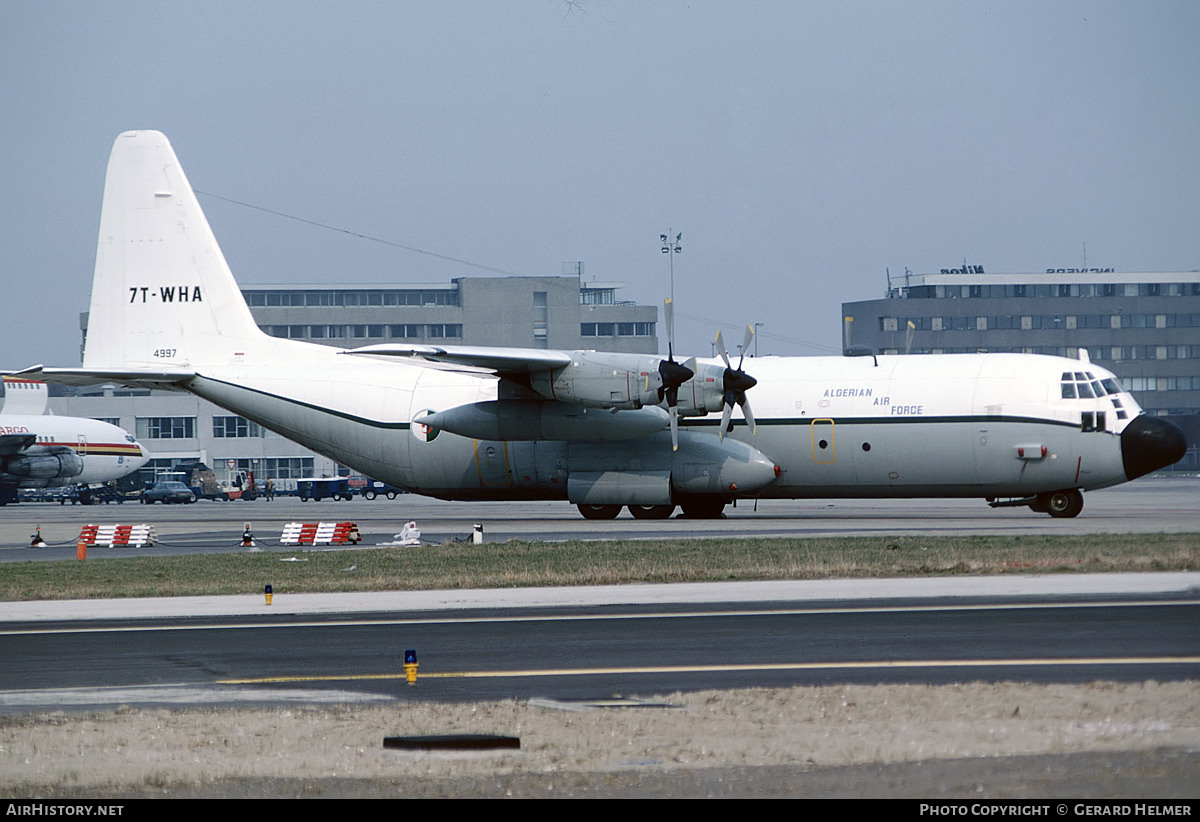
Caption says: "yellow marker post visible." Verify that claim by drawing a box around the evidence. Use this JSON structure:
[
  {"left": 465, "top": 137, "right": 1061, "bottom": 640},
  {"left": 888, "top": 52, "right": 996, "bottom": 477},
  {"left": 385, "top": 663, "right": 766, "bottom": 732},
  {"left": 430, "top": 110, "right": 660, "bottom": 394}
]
[
  {"left": 404, "top": 649, "right": 418, "bottom": 684},
  {"left": 264, "top": 584, "right": 273, "bottom": 606}
]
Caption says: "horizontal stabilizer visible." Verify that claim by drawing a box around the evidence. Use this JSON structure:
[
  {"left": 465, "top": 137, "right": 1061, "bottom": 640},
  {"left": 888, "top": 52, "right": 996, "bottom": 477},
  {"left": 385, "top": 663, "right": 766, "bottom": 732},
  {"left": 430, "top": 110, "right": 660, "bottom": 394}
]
[{"left": 12, "top": 365, "right": 196, "bottom": 390}]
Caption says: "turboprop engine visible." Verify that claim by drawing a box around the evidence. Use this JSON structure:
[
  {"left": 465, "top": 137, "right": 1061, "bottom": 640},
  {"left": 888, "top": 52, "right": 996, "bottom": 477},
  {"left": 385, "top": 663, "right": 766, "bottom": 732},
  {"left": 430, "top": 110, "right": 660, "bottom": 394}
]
[
  {"left": 527, "top": 352, "right": 689, "bottom": 410},
  {"left": 524, "top": 323, "right": 760, "bottom": 445}
]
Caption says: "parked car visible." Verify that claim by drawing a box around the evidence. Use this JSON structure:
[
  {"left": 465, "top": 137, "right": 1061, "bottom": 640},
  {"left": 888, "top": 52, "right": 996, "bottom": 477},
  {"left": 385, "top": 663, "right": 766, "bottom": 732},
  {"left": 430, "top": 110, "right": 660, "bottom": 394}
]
[{"left": 141, "top": 480, "right": 197, "bottom": 504}]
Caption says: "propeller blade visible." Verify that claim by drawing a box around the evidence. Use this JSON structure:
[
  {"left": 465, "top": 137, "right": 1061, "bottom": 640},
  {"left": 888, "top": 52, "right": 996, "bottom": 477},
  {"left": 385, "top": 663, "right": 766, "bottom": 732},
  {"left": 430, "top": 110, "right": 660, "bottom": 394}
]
[
  {"left": 741, "top": 397, "right": 756, "bottom": 434},
  {"left": 740, "top": 323, "right": 754, "bottom": 367},
  {"left": 714, "top": 330, "right": 731, "bottom": 368},
  {"left": 669, "top": 404, "right": 679, "bottom": 451},
  {"left": 664, "top": 298, "right": 675, "bottom": 359},
  {"left": 719, "top": 401, "right": 733, "bottom": 441}
]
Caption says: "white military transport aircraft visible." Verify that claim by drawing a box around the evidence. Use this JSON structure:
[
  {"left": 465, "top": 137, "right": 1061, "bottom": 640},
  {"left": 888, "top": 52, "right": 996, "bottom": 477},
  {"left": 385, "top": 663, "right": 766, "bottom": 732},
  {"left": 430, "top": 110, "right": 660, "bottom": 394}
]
[
  {"left": 0, "top": 376, "right": 149, "bottom": 505},
  {"left": 17, "top": 131, "right": 1187, "bottom": 519}
]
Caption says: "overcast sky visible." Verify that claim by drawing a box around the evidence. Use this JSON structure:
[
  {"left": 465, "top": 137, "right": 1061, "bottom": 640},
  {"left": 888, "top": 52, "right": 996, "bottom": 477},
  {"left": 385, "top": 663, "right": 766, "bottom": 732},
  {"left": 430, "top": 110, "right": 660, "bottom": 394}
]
[{"left": 3, "top": 1, "right": 1197, "bottom": 368}]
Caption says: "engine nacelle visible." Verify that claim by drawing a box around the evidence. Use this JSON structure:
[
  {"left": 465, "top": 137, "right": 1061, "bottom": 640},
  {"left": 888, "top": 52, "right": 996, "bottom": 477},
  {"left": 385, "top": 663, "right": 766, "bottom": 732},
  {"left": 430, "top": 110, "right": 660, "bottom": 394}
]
[
  {"left": 672, "top": 361, "right": 728, "bottom": 417},
  {"left": 1, "top": 447, "right": 84, "bottom": 484},
  {"left": 528, "top": 352, "right": 665, "bottom": 410},
  {"left": 527, "top": 352, "right": 733, "bottom": 421}
]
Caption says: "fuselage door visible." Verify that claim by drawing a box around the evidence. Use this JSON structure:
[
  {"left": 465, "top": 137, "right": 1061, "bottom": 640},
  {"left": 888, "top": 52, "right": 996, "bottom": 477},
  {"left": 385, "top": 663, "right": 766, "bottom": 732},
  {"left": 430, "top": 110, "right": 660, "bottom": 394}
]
[
  {"left": 474, "top": 440, "right": 513, "bottom": 488},
  {"left": 77, "top": 434, "right": 87, "bottom": 457}
]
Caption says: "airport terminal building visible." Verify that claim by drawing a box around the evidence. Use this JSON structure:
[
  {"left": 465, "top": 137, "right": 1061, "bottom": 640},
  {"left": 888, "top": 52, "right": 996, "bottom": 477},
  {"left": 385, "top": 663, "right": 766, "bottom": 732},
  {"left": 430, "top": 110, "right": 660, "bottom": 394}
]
[
  {"left": 52, "top": 275, "right": 658, "bottom": 488},
  {"left": 842, "top": 266, "right": 1200, "bottom": 468}
]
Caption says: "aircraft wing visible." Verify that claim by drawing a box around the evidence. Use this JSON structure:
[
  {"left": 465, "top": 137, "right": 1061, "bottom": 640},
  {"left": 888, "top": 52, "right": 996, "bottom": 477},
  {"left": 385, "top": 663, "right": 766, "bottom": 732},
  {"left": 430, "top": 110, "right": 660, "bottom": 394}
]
[
  {"left": 0, "top": 433, "right": 38, "bottom": 455},
  {"left": 10, "top": 365, "right": 197, "bottom": 390},
  {"left": 340, "top": 344, "right": 573, "bottom": 377}
]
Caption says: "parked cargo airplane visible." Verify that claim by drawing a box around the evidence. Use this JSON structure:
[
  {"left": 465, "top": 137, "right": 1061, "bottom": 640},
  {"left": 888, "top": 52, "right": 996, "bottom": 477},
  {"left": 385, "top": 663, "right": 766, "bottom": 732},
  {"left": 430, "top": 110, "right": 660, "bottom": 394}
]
[
  {"left": 0, "top": 377, "right": 149, "bottom": 505},
  {"left": 17, "top": 131, "right": 1187, "bottom": 518}
]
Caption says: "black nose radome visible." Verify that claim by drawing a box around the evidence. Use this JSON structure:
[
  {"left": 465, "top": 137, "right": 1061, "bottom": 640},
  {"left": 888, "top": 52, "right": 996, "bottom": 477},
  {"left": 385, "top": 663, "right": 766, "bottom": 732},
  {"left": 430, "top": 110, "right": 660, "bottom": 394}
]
[{"left": 1121, "top": 414, "right": 1187, "bottom": 480}]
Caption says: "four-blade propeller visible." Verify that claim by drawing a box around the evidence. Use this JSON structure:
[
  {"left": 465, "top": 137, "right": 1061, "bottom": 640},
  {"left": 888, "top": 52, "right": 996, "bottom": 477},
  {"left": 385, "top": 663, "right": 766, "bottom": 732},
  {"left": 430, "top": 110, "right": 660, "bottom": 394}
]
[
  {"left": 657, "top": 299, "right": 695, "bottom": 450},
  {"left": 714, "top": 324, "right": 757, "bottom": 440}
]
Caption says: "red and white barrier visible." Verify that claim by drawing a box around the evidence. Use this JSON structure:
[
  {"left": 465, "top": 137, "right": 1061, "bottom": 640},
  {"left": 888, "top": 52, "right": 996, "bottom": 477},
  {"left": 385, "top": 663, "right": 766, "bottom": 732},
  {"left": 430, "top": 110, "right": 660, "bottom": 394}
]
[
  {"left": 280, "top": 521, "right": 361, "bottom": 545},
  {"left": 77, "top": 523, "right": 158, "bottom": 548}
]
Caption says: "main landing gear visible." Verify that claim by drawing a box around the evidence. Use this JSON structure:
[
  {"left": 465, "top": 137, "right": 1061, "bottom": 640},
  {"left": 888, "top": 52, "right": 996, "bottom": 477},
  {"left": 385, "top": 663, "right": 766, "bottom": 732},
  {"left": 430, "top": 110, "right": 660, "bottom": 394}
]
[{"left": 575, "top": 500, "right": 729, "bottom": 520}]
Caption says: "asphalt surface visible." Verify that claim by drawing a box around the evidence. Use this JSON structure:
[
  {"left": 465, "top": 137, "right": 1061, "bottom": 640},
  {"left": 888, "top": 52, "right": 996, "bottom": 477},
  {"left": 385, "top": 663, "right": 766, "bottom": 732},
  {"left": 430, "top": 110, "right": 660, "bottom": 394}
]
[{"left": 2, "top": 478, "right": 1197, "bottom": 798}]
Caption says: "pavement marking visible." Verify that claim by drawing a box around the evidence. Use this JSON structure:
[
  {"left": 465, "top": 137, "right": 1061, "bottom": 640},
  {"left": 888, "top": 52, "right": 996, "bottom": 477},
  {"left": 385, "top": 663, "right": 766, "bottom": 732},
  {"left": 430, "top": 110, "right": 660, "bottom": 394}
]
[
  {"left": 218, "top": 655, "right": 1200, "bottom": 685},
  {"left": 2, "top": 598, "right": 1196, "bottom": 637}
]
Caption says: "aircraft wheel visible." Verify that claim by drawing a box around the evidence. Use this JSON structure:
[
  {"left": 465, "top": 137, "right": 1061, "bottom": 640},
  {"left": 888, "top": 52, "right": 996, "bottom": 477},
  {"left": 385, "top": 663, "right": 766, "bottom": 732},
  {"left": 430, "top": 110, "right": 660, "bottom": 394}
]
[
  {"left": 577, "top": 504, "right": 621, "bottom": 520},
  {"left": 679, "top": 499, "right": 726, "bottom": 519},
  {"left": 1042, "top": 489, "right": 1083, "bottom": 518},
  {"left": 628, "top": 504, "right": 674, "bottom": 520}
]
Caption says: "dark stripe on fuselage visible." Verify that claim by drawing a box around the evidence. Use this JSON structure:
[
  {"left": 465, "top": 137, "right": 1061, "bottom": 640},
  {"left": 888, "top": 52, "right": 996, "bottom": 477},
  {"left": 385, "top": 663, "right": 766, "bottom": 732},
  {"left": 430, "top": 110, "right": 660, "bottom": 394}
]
[
  {"left": 192, "top": 375, "right": 412, "bottom": 431},
  {"left": 682, "top": 414, "right": 1081, "bottom": 431}
]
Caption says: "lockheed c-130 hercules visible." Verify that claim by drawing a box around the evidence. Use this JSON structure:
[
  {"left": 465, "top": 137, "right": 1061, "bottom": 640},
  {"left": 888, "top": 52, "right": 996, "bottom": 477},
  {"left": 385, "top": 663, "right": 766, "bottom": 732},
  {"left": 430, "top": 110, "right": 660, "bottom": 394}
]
[{"left": 17, "top": 131, "right": 1187, "bottom": 519}]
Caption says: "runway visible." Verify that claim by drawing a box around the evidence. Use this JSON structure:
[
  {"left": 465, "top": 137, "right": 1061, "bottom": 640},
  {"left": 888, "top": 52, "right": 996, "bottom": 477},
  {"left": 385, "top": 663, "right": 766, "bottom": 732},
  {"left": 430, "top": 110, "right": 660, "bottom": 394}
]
[{"left": 1, "top": 574, "right": 1199, "bottom": 712}]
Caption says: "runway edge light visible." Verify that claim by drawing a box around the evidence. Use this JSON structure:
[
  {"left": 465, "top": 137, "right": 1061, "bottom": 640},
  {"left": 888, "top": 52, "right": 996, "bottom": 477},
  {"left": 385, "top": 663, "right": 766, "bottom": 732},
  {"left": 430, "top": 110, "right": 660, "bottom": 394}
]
[
  {"left": 405, "top": 649, "right": 418, "bottom": 685},
  {"left": 264, "top": 584, "right": 272, "bottom": 606}
]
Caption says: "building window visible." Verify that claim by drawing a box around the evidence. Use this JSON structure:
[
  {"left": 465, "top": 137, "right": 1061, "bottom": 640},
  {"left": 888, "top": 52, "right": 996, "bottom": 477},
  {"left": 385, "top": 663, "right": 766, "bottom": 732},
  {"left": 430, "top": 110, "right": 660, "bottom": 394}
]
[
  {"left": 580, "top": 288, "right": 615, "bottom": 305},
  {"left": 426, "top": 324, "right": 462, "bottom": 339},
  {"left": 212, "top": 416, "right": 262, "bottom": 438},
  {"left": 136, "top": 417, "right": 196, "bottom": 439}
]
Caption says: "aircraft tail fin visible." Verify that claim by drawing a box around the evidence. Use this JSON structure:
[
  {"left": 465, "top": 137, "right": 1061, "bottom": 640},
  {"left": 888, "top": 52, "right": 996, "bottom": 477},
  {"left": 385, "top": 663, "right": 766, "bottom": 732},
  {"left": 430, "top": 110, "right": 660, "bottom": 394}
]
[{"left": 83, "top": 131, "right": 266, "bottom": 371}]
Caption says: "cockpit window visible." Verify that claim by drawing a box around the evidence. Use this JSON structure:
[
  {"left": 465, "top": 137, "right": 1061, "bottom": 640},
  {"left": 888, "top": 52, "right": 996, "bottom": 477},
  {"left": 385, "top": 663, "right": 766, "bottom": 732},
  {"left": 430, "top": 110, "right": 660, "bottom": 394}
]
[{"left": 1061, "top": 371, "right": 1135, "bottom": 423}]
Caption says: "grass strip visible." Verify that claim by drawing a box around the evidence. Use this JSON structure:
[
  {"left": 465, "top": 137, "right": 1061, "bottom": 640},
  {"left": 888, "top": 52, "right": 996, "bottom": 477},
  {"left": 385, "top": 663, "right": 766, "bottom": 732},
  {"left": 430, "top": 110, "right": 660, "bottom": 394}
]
[{"left": 0, "top": 533, "right": 1196, "bottom": 602}]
